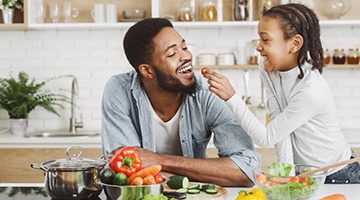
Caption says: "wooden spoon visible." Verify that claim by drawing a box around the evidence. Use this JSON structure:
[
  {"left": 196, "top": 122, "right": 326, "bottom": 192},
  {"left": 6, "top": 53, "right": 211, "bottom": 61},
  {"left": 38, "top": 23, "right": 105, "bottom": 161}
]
[
  {"left": 271, "top": 157, "right": 360, "bottom": 183},
  {"left": 297, "top": 157, "right": 360, "bottom": 178}
]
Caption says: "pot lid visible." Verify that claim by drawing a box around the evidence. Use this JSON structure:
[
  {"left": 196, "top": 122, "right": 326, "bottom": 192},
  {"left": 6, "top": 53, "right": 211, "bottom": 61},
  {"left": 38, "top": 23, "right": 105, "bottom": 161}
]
[{"left": 42, "top": 145, "right": 106, "bottom": 170}]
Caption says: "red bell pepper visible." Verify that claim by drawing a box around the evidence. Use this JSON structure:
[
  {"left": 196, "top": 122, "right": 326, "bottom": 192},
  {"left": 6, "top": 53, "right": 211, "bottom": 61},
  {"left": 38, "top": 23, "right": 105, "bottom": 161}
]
[{"left": 109, "top": 146, "right": 142, "bottom": 177}]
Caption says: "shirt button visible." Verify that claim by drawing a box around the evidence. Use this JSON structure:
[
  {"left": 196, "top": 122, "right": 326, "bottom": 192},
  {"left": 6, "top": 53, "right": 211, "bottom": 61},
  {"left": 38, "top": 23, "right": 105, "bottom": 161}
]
[
  {"left": 181, "top": 139, "right": 186, "bottom": 143},
  {"left": 332, "top": 179, "right": 336, "bottom": 183},
  {"left": 346, "top": 180, "right": 349, "bottom": 183}
]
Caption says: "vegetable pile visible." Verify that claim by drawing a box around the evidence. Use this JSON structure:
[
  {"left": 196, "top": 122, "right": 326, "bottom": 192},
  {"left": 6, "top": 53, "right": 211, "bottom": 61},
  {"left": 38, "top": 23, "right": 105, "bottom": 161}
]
[
  {"left": 99, "top": 146, "right": 165, "bottom": 186},
  {"left": 256, "top": 162, "right": 323, "bottom": 200}
]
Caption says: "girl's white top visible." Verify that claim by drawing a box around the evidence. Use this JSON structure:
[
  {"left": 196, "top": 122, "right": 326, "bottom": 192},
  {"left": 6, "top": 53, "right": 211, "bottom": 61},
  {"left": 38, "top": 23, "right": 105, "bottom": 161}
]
[{"left": 226, "top": 60, "right": 351, "bottom": 175}]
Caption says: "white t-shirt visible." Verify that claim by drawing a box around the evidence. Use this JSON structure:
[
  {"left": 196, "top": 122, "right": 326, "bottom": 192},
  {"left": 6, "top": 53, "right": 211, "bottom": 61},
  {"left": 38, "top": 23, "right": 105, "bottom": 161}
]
[{"left": 150, "top": 104, "right": 183, "bottom": 156}]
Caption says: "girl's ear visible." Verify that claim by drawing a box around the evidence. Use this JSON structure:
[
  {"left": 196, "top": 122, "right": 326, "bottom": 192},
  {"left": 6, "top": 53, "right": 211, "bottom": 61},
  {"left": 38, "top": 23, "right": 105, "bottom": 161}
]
[
  {"left": 291, "top": 34, "right": 304, "bottom": 53},
  {"left": 139, "top": 64, "right": 155, "bottom": 78}
]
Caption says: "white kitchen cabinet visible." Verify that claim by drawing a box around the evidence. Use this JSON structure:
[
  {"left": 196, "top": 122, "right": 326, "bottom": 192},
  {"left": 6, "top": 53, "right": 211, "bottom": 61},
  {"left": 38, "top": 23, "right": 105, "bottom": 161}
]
[{"left": 18, "top": 0, "right": 360, "bottom": 30}]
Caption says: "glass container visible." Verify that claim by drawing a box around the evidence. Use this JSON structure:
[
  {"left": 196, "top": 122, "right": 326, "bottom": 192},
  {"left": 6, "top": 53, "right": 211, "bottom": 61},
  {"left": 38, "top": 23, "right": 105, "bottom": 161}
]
[
  {"left": 347, "top": 48, "right": 360, "bottom": 65},
  {"left": 316, "top": 0, "right": 351, "bottom": 20},
  {"left": 332, "top": 48, "right": 346, "bottom": 64},
  {"left": 177, "top": 0, "right": 194, "bottom": 22},
  {"left": 247, "top": 39, "right": 260, "bottom": 65},
  {"left": 200, "top": 0, "right": 217, "bottom": 21},
  {"left": 323, "top": 49, "right": 331, "bottom": 65},
  {"left": 261, "top": 0, "right": 280, "bottom": 15}
]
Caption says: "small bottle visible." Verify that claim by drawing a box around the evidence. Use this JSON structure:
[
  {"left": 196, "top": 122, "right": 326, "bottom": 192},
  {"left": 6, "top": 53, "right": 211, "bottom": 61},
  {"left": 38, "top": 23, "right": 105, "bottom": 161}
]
[
  {"left": 248, "top": 39, "right": 259, "bottom": 65},
  {"left": 347, "top": 48, "right": 360, "bottom": 65},
  {"left": 323, "top": 49, "right": 331, "bottom": 65},
  {"left": 200, "top": 0, "right": 217, "bottom": 21},
  {"left": 332, "top": 48, "right": 346, "bottom": 64}
]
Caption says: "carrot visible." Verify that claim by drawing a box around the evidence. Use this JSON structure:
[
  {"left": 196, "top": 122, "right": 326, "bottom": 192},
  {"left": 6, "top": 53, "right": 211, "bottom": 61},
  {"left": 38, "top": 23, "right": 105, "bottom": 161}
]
[
  {"left": 143, "top": 175, "right": 156, "bottom": 185},
  {"left": 320, "top": 194, "right": 347, "bottom": 200},
  {"left": 130, "top": 176, "right": 143, "bottom": 186},
  {"left": 127, "top": 165, "right": 162, "bottom": 185}
]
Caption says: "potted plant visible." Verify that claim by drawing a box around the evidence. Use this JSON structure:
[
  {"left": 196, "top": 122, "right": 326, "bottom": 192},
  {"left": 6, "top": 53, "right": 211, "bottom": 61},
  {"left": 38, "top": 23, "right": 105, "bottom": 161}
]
[
  {"left": 0, "top": 71, "right": 70, "bottom": 136},
  {"left": 0, "top": 0, "right": 23, "bottom": 24}
]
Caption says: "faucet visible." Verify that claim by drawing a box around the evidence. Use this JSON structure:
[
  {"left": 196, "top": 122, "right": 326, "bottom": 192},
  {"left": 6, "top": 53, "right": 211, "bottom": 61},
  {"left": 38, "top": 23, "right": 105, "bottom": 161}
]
[{"left": 69, "top": 76, "right": 83, "bottom": 133}]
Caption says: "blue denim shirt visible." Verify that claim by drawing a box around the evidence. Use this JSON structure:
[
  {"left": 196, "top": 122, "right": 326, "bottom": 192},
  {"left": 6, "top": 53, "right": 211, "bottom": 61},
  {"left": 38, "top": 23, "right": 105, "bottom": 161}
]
[{"left": 101, "top": 70, "right": 260, "bottom": 183}]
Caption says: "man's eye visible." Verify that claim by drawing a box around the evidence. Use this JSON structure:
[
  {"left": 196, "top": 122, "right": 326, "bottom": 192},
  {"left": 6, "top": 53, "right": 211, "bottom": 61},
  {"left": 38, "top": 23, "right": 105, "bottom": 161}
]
[{"left": 168, "top": 52, "right": 175, "bottom": 57}]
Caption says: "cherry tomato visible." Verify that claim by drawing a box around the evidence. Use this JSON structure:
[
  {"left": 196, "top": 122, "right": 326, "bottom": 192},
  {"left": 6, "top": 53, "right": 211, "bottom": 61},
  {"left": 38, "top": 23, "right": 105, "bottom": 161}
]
[
  {"left": 201, "top": 67, "right": 210, "bottom": 75},
  {"left": 154, "top": 173, "right": 165, "bottom": 184}
]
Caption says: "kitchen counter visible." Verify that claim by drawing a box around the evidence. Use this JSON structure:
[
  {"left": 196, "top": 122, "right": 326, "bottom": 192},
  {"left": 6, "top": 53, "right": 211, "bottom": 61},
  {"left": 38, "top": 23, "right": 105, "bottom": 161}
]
[
  {"left": 0, "top": 183, "right": 358, "bottom": 200},
  {"left": 0, "top": 129, "right": 359, "bottom": 148}
]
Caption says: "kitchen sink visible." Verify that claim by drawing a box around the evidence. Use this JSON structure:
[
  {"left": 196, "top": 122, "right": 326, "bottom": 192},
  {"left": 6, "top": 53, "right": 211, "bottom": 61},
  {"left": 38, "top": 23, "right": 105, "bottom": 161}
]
[{"left": 26, "top": 130, "right": 100, "bottom": 138}]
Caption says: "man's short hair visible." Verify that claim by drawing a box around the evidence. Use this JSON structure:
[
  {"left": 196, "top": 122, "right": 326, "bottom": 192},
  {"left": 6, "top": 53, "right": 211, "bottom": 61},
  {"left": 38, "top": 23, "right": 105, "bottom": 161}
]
[{"left": 123, "top": 18, "right": 173, "bottom": 73}]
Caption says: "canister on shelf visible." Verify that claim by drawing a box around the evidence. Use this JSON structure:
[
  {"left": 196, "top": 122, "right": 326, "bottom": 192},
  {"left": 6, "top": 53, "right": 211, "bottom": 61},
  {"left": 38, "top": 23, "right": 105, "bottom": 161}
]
[
  {"left": 323, "top": 48, "right": 331, "bottom": 65},
  {"left": 347, "top": 48, "right": 359, "bottom": 65},
  {"left": 332, "top": 48, "right": 346, "bottom": 64},
  {"left": 200, "top": 0, "right": 217, "bottom": 21},
  {"left": 247, "top": 39, "right": 260, "bottom": 65},
  {"left": 177, "top": 0, "right": 194, "bottom": 21},
  {"left": 217, "top": 53, "right": 235, "bottom": 65},
  {"left": 233, "top": 0, "right": 248, "bottom": 21},
  {"left": 198, "top": 53, "right": 216, "bottom": 65}
]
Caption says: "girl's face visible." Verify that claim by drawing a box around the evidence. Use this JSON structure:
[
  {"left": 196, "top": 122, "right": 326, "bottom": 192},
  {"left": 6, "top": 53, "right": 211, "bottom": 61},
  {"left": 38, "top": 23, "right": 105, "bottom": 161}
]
[{"left": 257, "top": 16, "right": 299, "bottom": 72}]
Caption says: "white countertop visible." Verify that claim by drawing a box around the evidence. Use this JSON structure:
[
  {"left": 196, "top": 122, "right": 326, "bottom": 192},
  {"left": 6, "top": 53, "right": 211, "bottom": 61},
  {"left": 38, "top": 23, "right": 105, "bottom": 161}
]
[
  {"left": 0, "top": 183, "right": 358, "bottom": 200},
  {"left": 0, "top": 129, "right": 359, "bottom": 148}
]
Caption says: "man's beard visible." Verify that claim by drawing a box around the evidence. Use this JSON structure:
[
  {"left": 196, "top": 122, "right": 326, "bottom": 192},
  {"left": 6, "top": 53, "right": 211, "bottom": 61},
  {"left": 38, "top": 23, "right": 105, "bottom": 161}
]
[{"left": 152, "top": 65, "right": 196, "bottom": 94}]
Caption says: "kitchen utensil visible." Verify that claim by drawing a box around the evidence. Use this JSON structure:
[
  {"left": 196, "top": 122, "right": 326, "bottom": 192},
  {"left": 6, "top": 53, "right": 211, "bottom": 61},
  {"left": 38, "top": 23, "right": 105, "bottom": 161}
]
[
  {"left": 123, "top": 9, "right": 146, "bottom": 19},
  {"left": 30, "top": 145, "right": 106, "bottom": 199},
  {"left": 316, "top": 0, "right": 351, "bottom": 20},
  {"left": 91, "top": 4, "right": 106, "bottom": 23},
  {"left": 100, "top": 180, "right": 169, "bottom": 200},
  {"left": 49, "top": 2, "right": 61, "bottom": 23},
  {"left": 298, "top": 157, "right": 360, "bottom": 178}
]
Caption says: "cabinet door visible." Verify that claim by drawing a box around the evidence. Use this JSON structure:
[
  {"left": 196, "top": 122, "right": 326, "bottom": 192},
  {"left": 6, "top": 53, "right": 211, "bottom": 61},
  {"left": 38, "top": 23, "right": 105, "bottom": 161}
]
[{"left": 0, "top": 148, "right": 103, "bottom": 183}]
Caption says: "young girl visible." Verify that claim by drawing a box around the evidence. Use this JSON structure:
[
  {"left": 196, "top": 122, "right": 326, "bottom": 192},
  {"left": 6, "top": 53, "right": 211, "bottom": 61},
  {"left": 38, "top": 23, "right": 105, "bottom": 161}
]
[{"left": 203, "top": 3, "right": 360, "bottom": 184}]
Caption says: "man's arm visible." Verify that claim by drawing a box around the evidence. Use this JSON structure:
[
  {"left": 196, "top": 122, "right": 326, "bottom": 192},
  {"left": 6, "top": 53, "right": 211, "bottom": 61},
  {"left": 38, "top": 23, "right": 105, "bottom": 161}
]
[{"left": 133, "top": 147, "right": 253, "bottom": 187}]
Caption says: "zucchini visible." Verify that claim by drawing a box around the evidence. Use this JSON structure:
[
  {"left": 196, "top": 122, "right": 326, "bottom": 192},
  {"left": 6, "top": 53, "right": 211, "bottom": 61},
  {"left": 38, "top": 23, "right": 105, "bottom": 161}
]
[
  {"left": 175, "top": 188, "right": 188, "bottom": 193},
  {"left": 201, "top": 184, "right": 215, "bottom": 191},
  {"left": 167, "top": 175, "right": 189, "bottom": 189},
  {"left": 187, "top": 184, "right": 200, "bottom": 190},
  {"left": 187, "top": 189, "right": 201, "bottom": 194},
  {"left": 205, "top": 189, "right": 218, "bottom": 194}
]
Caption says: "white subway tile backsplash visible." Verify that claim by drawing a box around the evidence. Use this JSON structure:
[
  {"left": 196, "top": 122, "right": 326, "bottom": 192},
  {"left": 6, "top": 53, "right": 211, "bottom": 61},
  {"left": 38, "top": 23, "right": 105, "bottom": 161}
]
[{"left": 0, "top": 26, "right": 359, "bottom": 132}]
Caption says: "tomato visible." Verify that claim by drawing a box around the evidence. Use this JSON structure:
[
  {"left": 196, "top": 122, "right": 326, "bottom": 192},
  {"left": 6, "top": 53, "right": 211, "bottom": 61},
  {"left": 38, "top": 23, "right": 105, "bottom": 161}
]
[
  {"left": 154, "top": 173, "right": 165, "bottom": 183},
  {"left": 201, "top": 67, "right": 210, "bottom": 75}
]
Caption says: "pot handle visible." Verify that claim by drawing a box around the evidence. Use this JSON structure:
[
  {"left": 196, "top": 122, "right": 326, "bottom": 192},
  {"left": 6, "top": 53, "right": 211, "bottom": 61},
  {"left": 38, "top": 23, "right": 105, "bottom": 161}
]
[
  {"left": 30, "top": 163, "right": 49, "bottom": 172},
  {"left": 66, "top": 145, "right": 83, "bottom": 159}
]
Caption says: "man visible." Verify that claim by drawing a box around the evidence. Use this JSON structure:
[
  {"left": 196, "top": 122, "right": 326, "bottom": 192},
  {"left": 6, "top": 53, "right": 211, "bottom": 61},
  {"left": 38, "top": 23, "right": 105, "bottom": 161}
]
[{"left": 101, "top": 18, "right": 260, "bottom": 187}]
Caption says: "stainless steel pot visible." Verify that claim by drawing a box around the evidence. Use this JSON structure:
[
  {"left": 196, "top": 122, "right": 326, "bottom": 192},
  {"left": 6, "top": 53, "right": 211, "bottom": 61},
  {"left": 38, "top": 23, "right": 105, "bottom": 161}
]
[{"left": 31, "top": 145, "right": 106, "bottom": 199}]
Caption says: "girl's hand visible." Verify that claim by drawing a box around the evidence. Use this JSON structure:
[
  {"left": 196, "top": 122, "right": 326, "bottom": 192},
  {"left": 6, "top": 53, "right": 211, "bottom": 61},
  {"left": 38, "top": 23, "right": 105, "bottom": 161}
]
[{"left": 202, "top": 68, "right": 236, "bottom": 101}]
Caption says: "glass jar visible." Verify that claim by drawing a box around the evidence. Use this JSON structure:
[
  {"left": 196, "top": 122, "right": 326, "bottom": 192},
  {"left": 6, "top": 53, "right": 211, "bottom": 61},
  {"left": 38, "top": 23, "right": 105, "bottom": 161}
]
[
  {"left": 247, "top": 39, "right": 259, "bottom": 65},
  {"left": 233, "top": 0, "right": 248, "bottom": 21},
  {"left": 261, "top": 0, "right": 280, "bottom": 14},
  {"left": 332, "top": 48, "right": 346, "bottom": 64},
  {"left": 177, "top": 0, "right": 194, "bottom": 22},
  {"left": 347, "top": 48, "right": 360, "bottom": 65},
  {"left": 200, "top": 0, "right": 217, "bottom": 21},
  {"left": 323, "top": 48, "right": 331, "bottom": 65}
]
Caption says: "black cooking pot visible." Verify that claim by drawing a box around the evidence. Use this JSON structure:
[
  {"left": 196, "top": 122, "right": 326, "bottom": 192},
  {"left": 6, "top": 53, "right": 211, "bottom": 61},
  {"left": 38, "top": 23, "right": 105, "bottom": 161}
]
[{"left": 31, "top": 145, "right": 106, "bottom": 200}]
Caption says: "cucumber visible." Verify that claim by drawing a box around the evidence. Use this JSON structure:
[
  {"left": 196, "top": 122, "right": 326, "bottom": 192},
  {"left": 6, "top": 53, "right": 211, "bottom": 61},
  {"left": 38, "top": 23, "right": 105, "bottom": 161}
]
[
  {"left": 175, "top": 188, "right": 188, "bottom": 193},
  {"left": 205, "top": 189, "right": 218, "bottom": 195},
  {"left": 187, "top": 184, "right": 200, "bottom": 190},
  {"left": 187, "top": 189, "right": 201, "bottom": 194},
  {"left": 201, "top": 184, "right": 215, "bottom": 191},
  {"left": 167, "top": 176, "right": 189, "bottom": 189}
]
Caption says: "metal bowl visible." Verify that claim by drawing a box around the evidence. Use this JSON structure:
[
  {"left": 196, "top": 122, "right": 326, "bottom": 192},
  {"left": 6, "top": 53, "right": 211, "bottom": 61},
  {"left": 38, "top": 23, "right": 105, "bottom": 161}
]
[
  {"left": 100, "top": 181, "right": 164, "bottom": 200},
  {"left": 123, "top": 9, "right": 146, "bottom": 19}
]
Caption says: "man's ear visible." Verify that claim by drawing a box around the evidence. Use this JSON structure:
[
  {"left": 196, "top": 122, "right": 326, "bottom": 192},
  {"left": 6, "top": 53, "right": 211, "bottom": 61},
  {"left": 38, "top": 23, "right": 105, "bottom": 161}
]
[
  {"left": 139, "top": 64, "right": 155, "bottom": 78},
  {"left": 290, "top": 34, "right": 303, "bottom": 53}
]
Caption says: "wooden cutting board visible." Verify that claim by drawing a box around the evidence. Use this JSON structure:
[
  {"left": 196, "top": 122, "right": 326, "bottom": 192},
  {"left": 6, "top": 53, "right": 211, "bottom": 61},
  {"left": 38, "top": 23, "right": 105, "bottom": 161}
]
[{"left": 163, "top": 182, "right": 227, "bottom": 200}]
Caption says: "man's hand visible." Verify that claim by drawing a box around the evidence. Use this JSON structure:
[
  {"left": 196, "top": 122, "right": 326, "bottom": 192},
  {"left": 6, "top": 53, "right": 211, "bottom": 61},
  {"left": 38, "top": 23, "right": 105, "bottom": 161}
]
[{"left": 202, "top": 69, "right": 236, "bottom": 101}]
